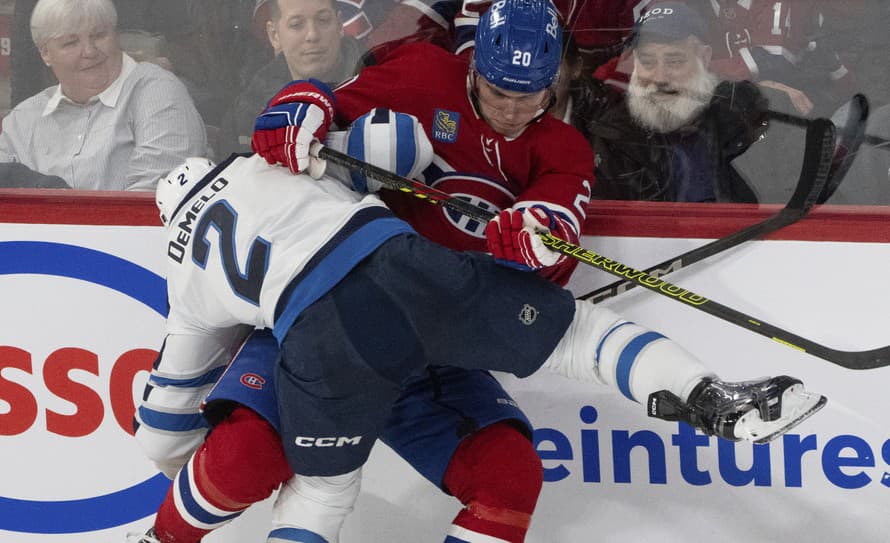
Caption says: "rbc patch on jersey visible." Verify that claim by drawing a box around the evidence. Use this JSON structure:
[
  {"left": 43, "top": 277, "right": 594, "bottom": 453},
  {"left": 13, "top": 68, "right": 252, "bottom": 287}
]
[{"left": 433, "top": 109, "right": 460, "bottom": 143}]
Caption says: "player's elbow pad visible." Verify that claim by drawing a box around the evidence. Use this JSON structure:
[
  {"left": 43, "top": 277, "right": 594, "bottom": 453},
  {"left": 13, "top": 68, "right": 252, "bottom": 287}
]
[{"left": 134, "top": 332, "right": 239, "bottom": 476}]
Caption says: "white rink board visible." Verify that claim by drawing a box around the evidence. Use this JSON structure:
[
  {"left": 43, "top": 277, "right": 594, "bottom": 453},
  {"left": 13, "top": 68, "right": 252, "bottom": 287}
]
[{"left": 0, "top": 225, "right": 887, "bottom": 543}]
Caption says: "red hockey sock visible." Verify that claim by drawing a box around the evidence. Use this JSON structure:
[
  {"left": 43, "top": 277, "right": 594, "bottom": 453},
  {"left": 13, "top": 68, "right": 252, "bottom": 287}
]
[
  {"left": 153, "top": 407, "right": 293, "bottom": 543},
  {"left": 442, "top": 422, "right": 543, "bottom": 543}
]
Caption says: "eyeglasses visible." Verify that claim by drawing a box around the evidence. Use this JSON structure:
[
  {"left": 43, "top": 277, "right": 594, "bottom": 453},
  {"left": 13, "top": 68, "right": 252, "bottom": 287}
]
[{"left": 474, "top": 74, "right": 552, "bottom": 115}]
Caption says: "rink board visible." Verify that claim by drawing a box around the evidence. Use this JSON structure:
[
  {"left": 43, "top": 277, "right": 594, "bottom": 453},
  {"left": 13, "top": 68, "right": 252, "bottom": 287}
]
[{"left": 0, "top": 195, "right": 888, "bottom": 542}]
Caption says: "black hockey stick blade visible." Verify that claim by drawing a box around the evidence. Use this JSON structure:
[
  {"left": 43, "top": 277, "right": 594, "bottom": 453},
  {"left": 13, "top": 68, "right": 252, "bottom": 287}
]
[
  {"left": 317, "top": 145, "right": 890, "bottom": 370},
  {"left": 578, "top": 116, "right": 837, "bottom": 303},
  {"left": 817, "top": 93, "right": 870, "bottom": 204}
]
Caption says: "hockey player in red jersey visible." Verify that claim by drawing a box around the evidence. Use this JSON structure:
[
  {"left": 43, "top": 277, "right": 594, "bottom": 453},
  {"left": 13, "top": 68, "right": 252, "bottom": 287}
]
[
  {"left": 251, "top": 3, "right": 591, "bottom": 541},
  {"left": 254, "top": 0, "right": 595, "bottom": 284}
]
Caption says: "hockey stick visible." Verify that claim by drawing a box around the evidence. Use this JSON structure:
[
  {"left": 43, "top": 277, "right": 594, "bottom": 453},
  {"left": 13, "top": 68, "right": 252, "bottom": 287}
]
[
  {"left": 817, "top": 94, "right": 870, "bottom": 203},
  {"left": 579, "top": 94, "right": 869, "bottom": 304},
  {"left": 579, "top": 116, "right": 836, "bottom": 303},
  {"left": 316, "top": 143, "right": 890, "bottom": 370}
]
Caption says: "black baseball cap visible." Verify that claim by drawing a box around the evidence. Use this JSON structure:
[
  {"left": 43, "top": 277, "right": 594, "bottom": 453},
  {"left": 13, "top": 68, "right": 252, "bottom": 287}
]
[{"left": 630, "top": 2, "right": 708, "bottom": 47}]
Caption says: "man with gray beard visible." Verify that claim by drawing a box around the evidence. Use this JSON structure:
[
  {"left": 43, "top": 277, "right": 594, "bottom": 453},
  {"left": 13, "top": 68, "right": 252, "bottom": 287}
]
[{"left": 576, "top": 2, "right": 768, "bottom": 202}]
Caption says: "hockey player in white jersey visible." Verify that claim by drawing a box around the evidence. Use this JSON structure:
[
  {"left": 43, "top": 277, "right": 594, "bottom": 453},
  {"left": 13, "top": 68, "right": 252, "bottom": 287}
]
[{"left": 130, "top": 136, "right": 826, "bottom": 542}]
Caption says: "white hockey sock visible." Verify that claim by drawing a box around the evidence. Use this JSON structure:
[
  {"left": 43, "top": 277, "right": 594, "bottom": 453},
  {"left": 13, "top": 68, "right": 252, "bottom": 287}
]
[
  {"left": 267, "top": 469, "right": 361, "bottom": 543},
  {"left": 542, "top": 301, "right": 713, "bottom": 403}
]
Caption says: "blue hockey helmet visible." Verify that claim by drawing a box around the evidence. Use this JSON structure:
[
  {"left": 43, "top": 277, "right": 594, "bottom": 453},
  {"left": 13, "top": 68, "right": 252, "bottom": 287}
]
[{"left": 473, "top": 0, "right": 563, "bottom": 93}]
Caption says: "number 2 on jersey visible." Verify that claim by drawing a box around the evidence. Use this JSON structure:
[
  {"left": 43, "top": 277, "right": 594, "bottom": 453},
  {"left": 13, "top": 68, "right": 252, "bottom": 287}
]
[{"left": 192, "top": 200, "right": 271, "bottom": 305}]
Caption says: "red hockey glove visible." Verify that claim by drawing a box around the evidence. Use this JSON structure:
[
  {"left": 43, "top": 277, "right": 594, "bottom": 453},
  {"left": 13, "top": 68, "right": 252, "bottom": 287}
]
[
  {"left": 485, "top": 206, "right": 571, "bottom": 271},
  {"left": 252, "top": 79, "right": 336, "bottom": 178}
]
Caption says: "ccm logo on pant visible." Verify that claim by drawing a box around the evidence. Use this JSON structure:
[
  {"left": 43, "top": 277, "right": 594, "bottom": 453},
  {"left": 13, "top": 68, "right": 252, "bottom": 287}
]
[{"left": 295, "top": 436, "right": 363, "bottom": 447}]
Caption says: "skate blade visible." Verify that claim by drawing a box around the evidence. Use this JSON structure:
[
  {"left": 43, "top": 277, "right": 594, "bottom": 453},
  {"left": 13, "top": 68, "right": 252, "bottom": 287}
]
[{"left": 734, "top": 385, "right": 828, "bottom": 444}]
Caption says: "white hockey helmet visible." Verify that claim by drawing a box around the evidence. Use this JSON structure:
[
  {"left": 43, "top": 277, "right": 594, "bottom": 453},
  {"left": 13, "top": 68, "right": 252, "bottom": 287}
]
[{"left": 156, "top": 157, "right": 216, "bottom": 226}]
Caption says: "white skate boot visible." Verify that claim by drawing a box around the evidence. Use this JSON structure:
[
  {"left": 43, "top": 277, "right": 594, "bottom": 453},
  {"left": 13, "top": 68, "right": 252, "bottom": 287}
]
[
  {"left": 125, "top": 527, "right": 160, "bottom": 543},
  {"left": 648, "top": 375, "right": 827, "bottom": 443}
]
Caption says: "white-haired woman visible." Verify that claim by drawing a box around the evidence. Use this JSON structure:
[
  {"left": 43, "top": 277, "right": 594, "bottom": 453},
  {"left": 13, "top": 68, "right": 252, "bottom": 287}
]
[{"left": 0, "top": 0, "right": 207, "bottom": 190}]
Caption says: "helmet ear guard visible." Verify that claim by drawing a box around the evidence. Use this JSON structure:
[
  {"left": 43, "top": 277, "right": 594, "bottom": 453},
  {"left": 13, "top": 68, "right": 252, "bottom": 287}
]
[{"left": 156, "top": 157, "right": 216, "bottom": 226}]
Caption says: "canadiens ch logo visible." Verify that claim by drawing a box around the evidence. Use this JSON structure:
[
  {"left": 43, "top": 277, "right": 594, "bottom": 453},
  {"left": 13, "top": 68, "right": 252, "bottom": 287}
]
[
  {"left": 433, "top": 109, "right": 459, "bottom": 143},
  {"left": 240, "top": 373, "right": 266, "bottom": 390},
  {"left": 444, "top": 195, "right": 496, "bottom": 238}
]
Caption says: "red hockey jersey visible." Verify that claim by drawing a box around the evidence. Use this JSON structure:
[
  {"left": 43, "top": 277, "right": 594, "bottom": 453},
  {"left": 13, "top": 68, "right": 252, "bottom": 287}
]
[{"left": 333, "top": 42, "right": 595, "bottom": 284}]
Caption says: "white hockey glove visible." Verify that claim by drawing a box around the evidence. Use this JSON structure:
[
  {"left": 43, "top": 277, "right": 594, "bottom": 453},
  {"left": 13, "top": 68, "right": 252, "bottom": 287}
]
[{"left": 323, "top": 108, "right": 433, "bottom": 193}]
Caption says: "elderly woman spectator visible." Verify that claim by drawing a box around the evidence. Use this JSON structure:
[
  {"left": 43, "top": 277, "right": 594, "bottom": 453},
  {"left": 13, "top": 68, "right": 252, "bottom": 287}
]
[{"left": 0, "top": 0, "right": 207, "bottom": 191}]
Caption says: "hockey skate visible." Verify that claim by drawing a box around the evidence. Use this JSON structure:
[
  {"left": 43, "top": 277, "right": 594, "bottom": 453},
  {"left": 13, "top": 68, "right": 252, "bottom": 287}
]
[
  {"left": 125, "top": 527, "right": 160, "bottom": 543},
  {"left": 648, "top": 375, "right": 827, "bottom": 443}
]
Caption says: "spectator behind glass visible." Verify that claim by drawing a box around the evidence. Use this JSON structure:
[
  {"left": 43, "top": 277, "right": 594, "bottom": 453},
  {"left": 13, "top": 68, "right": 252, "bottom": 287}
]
[
  {"left": 580, "top": 2, "right": 768, "bottom": 202},
  {"left": 688, "top": 0, "right": 856, "bottom": 118},
  {"left": 216, "top": 0, "right": 364, "bottom": 157},
  {"left": 253, "top": 0, "right": 458, "bottom": 52},
  {"left": 0, "top": 0, "right": 207, "bottom": 191}
]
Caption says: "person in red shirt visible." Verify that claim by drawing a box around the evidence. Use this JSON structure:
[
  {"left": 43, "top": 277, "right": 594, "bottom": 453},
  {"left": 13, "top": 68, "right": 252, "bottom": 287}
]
[{"left": 690, "top": 0, "right": 856, "bottom": 117}]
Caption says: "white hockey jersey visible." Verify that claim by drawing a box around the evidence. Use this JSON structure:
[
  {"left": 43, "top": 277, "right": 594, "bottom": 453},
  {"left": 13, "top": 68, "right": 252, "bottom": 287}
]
[
  {"left": 136, "top": 154, "right": 413, "bottom": 476},
  {"left": 163, "top": 154, "right": 413, "bottom": 341}
]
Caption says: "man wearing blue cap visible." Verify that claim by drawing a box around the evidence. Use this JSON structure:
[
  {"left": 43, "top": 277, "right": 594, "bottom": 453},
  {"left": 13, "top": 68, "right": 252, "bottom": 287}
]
[{"left": 582, "top": 1, "right": 769, "bottom": 202}]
